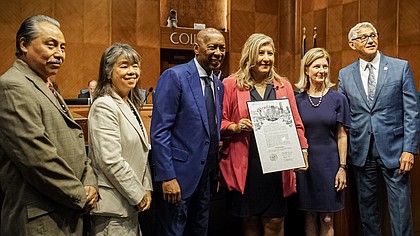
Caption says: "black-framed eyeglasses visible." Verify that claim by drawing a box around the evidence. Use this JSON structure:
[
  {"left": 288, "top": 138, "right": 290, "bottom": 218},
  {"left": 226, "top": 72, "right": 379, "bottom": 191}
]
[{"left": 352, "top": 33, "right": 379, "bottom": 43}]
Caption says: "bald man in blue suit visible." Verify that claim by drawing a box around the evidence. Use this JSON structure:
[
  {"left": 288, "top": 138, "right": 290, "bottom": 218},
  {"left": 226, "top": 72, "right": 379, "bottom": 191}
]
[
  {"left": 338, "top": 22, "right": 419, "bottom": 236},
  {"left": 151, "top": 28, "right": 226, "bottom": 236}
]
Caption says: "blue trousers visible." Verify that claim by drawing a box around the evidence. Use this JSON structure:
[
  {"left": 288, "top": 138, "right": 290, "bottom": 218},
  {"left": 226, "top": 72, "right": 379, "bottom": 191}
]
[
  {"left": 156, "top": 166, "right": 211, "bottom": 236},
  {"left": 353, "top": 137, "right": 412, "bottom": 236}
]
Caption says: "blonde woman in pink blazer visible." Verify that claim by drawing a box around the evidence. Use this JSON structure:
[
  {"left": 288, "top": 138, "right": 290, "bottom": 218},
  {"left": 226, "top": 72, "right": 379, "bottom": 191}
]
[{"left": 219, "top": 33, "right": 308, "bottom": 236}]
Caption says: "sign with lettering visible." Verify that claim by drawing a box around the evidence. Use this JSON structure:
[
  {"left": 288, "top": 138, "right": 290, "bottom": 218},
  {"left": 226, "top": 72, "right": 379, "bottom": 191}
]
[{"left": 161, "top": 26, "right": 229, "bottom": 51}]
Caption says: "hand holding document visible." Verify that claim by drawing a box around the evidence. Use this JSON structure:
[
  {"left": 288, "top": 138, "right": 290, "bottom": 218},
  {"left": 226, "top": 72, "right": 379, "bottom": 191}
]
[{"left": 247, "top": 99, "right": 306, "bottom": 174}]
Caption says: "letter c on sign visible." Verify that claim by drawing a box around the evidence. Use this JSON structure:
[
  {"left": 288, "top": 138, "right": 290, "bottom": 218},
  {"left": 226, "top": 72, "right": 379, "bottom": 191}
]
[{"left": 170, "top": 32, "right": 179, "bottom": 44}]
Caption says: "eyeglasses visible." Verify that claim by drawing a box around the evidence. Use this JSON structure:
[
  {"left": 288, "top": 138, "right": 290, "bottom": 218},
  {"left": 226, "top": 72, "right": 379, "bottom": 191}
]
[{"left": 352, "top": 33, "right": 379, "bottom": 43}]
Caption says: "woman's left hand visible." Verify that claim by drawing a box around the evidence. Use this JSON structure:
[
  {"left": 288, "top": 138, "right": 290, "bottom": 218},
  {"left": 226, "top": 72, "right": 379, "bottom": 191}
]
[{"left": 335, "top": 168, "right": 347, "bottom": 192}]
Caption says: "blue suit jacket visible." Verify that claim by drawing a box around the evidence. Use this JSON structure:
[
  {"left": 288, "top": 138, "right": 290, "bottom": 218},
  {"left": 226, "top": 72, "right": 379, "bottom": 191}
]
[
  {"left": 151, "top": 59, "right": 224, "bottom": 199},
  {"left": 338, "top": 54, "right": 419, "bottom": 168}
]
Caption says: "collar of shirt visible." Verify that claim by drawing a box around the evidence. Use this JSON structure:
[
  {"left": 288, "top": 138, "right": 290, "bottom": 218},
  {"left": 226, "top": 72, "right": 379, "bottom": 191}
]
[
  {"left": 194, "top": 58, "right": 215, "bottom": 96},
  {"left": 194, "top": 58, "right": 214, "bottom": 81},
  {"left": 359, "top": 51, "right": 381, "bottom": 96},
  {"left": 359, "top": 51, "right": 381, "bottom": 72}
]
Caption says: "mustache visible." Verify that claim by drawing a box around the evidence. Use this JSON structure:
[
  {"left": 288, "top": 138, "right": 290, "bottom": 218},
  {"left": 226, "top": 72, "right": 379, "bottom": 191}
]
[{"left": 47, "top": 59, "right": 63, "bottom": 64}]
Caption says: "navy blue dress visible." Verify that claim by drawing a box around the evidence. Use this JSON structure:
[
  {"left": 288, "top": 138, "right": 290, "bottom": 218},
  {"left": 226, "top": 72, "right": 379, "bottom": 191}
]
[
  {"left": 231, "top": 84, "right": 287, "bottom": 217},
  {"left": 295, "top": 89, "right": 350, "bottom": 212}
]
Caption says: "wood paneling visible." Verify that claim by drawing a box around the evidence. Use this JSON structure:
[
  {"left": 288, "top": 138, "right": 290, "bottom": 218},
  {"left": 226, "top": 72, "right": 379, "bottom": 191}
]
[
  {"left": 0, "top": 0, "right": 161, "bottom": 98},
  {"left": 84, "top": 0, "right": 110, "bottom": 45},
  {"left": 341, "top": 2, "right": 358, "bottom": 50},
  {"left": 231, "top": 0, "right": 254, "bottom": 12},
  {"left": 399, "top": 0, "right": 420, "bottom": 46},
  {"left": 327, "top": 5, "right": 343, "bottom": 53},
  {"left": 137, "top": 1, "right": 160, "bottom": 48},
  {"left": 21, "top": 0, "right": 52, "bottom": 18},
  {"left": 138, "top": 46, "right": 160, "bottom": 102},
  {"left": 376, "top": 0, "right": 397, "bottom": 56},
  {"left": 278, "top": 0, "right": 297, "bottom": 81},
  {"left": 0, "top": 1, "right": 20, "bottom": 41},
  {"left": 255, "top": 13, "right": 278, "bottom": 42},
  {"left": 57, "top": 42, "right": 84, "bottom": 96},
  {"left": 230, "top": 10, "right": 255, "bottom": 54},
  {"left": 82, "top": 44, "right": 108, "bottom": 85},
  {"left": 159, "top": 0, "right": 227, "bottom": 29},
  {"left": 111, "top": 0, "right": 136, "bottom": 46},
  {"left": 255, "top": 0, "right": 277, "bottom": 15},
  {"left": 55, "top": 0, "right": 84, "bottom": 43}
]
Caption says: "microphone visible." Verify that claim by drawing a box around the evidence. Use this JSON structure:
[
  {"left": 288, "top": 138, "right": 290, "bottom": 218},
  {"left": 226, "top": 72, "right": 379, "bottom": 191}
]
[
  {"left": 143, "top": 87, "right": 154, "bottom": 104},
  {"left": 272, "top": 85, "right": 279, "bottom": 91}
]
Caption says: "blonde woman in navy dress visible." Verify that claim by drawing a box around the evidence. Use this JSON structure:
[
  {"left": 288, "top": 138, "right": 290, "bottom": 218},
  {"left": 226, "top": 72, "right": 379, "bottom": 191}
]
[{"left": 295, "top": 48, "right": 350, "bottom": 236}]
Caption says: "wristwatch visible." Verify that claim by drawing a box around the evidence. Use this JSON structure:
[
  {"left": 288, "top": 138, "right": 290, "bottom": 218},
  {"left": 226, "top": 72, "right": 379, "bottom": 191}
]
[{"left": 339, "top": 164, "right": 348, "bottom": 170}]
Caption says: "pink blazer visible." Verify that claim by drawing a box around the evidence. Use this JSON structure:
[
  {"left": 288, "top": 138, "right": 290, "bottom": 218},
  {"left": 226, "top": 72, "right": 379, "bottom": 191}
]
[{"left": 219, "top": 76, "right": 308, "bottom": 196}]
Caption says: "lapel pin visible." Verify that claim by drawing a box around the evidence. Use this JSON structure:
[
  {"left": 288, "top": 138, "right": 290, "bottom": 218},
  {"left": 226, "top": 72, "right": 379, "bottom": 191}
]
[{"left": 217, "top": 86, "right": 220, "bottom": 91}]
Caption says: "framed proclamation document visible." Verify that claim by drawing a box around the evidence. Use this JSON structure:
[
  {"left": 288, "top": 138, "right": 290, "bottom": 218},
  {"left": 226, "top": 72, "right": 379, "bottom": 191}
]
[{"left": 247, "top": 99, "right": 305, "bottom": 174}]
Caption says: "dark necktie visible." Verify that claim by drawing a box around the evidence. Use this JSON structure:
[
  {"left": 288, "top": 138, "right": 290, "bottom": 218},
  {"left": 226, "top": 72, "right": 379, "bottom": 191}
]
[
  {"left": 366, "top": 62, "right": 376, "bottom": 105},
  {"left": 203, "top": 76, "right": 218, "bottom": 161}
]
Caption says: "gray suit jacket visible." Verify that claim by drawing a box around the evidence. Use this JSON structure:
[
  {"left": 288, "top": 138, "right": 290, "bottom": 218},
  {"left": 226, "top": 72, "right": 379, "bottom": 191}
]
[
  {"left": 0, "top": 59, "right": 97, "bottom": 235},
  {"left": 338, "top": 54, "right": 420, "bottom": 168},
  {"left": 88, "top": 93, "right": 152, "bottom": 218}
]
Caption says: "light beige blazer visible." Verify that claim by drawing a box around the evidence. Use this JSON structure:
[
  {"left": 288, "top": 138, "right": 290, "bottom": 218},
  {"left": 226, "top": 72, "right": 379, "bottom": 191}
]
[{"left": 88, "top": 92, "right": 152, "bottom": 217}]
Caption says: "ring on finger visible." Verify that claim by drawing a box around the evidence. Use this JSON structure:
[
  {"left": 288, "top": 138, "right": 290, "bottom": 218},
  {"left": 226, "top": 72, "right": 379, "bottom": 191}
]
[{"left": 240, "top": 124, "right": 245, "bottom": 129}]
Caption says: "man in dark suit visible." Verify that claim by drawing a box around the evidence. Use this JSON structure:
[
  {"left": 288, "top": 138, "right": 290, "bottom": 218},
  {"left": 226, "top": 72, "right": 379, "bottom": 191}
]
[
  {"left": 338, "top": 22, "right": 419, "bottom": 236},
  {"left": 151, "top": 28, "right": 225, "bottom": 236},
  {"left": 0, "top": 15, "right": 98, "bottom": 235},
  {"left": 78, "top": 79, "right": 97, "bottom": 98}
]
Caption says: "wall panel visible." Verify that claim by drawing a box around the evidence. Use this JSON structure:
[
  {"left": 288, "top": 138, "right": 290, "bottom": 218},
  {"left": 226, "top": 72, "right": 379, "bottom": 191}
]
[
  {"left": 313, "top": 9, "right": 327, "bottom": 48},
  {"left": 137, "top": 46, "right": 160, "bottom": 102},
  {"left": 57, "top": 42, "right": 84, "bottom": 96},
  {"left": 359, "top": 0, "right": 378, "bottom": 25},
  {"left": 230, "top": 10, "right": 255, "bottom": 54},
  {"left": 376, "top": 0, "right": 397, "bottom": 56},
  {"left": 399, "top": 0, "right": 420, "bottom": 46},
  {"left": 255, "top": 0, "right": 277, "bottom": 15},
  {"left": 137, "top": 1, "right": 160, "bottom": 48},
  {"left": 82, "top": 43, "right": 108, "bottom": 85},
  {"left": 0, "top": 0, "right": 20, "bottom": 41},
  {"left": 111, "top": 0, "right": 136, "bottom": 46},
  {"left": 327, "top": 5, "right": 343, "bottom": 53},
  {"left": 231, "top": 0, "right": 254, "bottom": 12},
  {"left": 84, "top": 0, "right": 110, "bottom": 45},
  {"left": 341, "top": 2, "right": 358, "bottom": 51},
  {"left": 255, "top": 13, "right": 278, "bottom": 42},
  {"left": 55, "top": 0, "right": 84, "bottom": 43},
  {"left": 21, "top": 0, "right": 52, "bottom": 18},
  {"left": 160, "top": 0, "right": 227, "bottom": 29}
]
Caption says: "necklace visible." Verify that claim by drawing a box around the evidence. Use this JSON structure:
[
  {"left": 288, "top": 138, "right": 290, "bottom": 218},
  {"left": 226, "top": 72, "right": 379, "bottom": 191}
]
[
  {"left": 128, "top": 101, "right": 146, "bottom": 135},
  {"left": 307, "top": 88, "right": 325, "bottom": 108}
]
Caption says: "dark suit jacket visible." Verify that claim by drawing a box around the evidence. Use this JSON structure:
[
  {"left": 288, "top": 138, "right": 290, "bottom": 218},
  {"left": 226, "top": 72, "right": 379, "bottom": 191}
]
[
  {"left": 78, "top": 91, "right": 90, "bottom": 98},
  {"left": 338, "top": 53, "right": 420, "bottom": 168},
  {"left": 151, "top": 59, "right": 224, "bottom": 199},
  {"left": 0, "top": 59, "right": 97, "bottom": 235}
]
